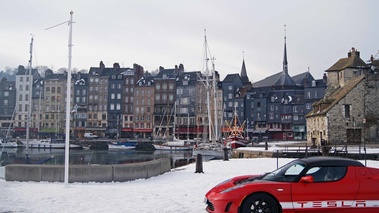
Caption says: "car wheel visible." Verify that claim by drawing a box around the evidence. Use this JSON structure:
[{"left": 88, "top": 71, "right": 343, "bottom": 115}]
[{"left": 240, "top": 193, "right": 279, "bottom": 213}]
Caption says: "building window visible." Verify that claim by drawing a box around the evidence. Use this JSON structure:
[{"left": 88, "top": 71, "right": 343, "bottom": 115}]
[
  {"left": 269, "top": 113, "right": 274, "bottom": 119},
  {"left": 293, "top": 106, "right": 298, "bottom": 112},
  {"left": 306, "top": 103, "right": 311, "bottom": 109},
  {"left": 344, "top": 105, "right": 351, "bottom": 118}
]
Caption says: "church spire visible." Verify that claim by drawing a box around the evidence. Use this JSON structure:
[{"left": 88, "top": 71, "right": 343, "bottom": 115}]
[
  {"left": 241, "top": 51, "right": 247, "bottom": 77},
  {"left": 283, "top": 24, "right": 288, "bottom": 74},
  {"left": 240, "top": 51, "right": 250, "bottom": 85}
]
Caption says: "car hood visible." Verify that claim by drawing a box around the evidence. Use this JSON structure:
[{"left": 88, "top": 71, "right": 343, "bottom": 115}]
[{"left": 206, "top": 174, "right": 266, "bottom": 196}]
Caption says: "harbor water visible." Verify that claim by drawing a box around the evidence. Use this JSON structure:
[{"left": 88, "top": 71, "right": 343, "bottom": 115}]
[{"left": 0, "top": 147, "right": 195, "bottom": 168}]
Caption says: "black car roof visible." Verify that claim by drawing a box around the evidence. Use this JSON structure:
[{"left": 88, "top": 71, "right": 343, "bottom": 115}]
[{"left": 297, "top": 156, "right": 364, "bottom": 167}]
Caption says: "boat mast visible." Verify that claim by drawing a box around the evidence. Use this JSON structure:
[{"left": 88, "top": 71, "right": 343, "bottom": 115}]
[
  {"left": 45, "top": 11, "right": 74, "bottom": 184},
  {"left": 204, "top": 30, "right": 212, "bottom": 142},
  {"left": 211, "top": 59, "right": 218, "bottom": 142},
  {"left": 26, "top": 36, "right": 34, "bottom": 152},
  {"left": 64, "top": 10, "right": 74, "bottom": 184},
  {"left": 173, "top": 100, "right": 176, "bottom": 139}
]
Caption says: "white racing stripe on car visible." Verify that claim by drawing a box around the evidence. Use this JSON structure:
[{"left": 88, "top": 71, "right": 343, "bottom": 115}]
[{"left": 280, "top": 200, "right": 379, "bottom": 209}]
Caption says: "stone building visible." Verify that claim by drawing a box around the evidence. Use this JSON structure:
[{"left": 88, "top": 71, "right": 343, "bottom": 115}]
[{"left": 306, "top": 48, "right": 379, "bottom": 147}]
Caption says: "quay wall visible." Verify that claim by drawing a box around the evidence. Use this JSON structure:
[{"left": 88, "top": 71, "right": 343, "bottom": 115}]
[
  {"left": 232, "top": 149, "right": 379, "bottom": 160},
  {"left": 4, "top": 158, "right": 171, "bottom": 183}
]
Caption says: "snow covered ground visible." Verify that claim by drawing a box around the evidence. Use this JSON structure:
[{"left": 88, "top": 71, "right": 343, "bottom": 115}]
[{"left": 1, "top": 157, "right": 379, "bottom": 213}]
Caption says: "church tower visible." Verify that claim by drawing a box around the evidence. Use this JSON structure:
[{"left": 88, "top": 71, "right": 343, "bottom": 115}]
[
  {"left": 283, "top": 24, "right": 288, "bottom": 74},
  {"left": 240, "top": 52, "right": 250, "bottom": 85}
]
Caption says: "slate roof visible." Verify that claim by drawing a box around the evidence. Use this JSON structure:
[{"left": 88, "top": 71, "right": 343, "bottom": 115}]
[
  {"left": 268, "top": 90, "right": 304, "bottom": 105},
  {"left": 176, "top": 71, "right": 201, "bottom": 87},
  {"left": 223, "top": 73, "right": 241, "bottom": 83},
  {"left": 292, "top": 72, "right": 315, "bottom": 86},
  {"left": 240, "top": 59, "right": 249, "bottom": 84},
  {"left": 253, "top": 71, "right": 296, "bottom": 88},
  {"left": 136, "top": 76, "right": 155, "bottom": 86},
  {"left": 44, "top": 73, "right": 67, "bottom": 81}
]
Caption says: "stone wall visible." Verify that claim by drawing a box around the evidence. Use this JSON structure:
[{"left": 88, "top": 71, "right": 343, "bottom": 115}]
[
  {"left": 328, "top": 80, "right": 365, "bottom": 144},
  {"left": 365, "top": 74, "right": 379, "bottom": 141},
  {"left": 4, "top": 158, "right": 171, "bottom": 183}
]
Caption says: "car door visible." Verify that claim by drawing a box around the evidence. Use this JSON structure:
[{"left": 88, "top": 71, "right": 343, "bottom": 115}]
[{"left": 290, "top": 166, "right": 359, "bottom": 212}]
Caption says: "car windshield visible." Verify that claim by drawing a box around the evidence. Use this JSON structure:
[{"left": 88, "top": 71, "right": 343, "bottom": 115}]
[{"left": 261, "top": 160, "right": 306, "bottom": 182}]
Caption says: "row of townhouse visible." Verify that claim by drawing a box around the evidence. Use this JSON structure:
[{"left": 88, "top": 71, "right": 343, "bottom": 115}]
[
  {"left": 0, "top": 61, "right": 225, "bottom": 140},
  {"left": 2, "top": 37, "right": 377, "bottom": 143},
  {"left": 0, "top": 35, "right": 329, "bottom": 142},
  {"left": 2, "top": 61, "right": 325, "bottom": 142}
]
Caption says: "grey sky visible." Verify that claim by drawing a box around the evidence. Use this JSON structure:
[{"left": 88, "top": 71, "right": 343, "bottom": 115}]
[{"left": 1, "top": 0, "right": 378, "bottom": 82}]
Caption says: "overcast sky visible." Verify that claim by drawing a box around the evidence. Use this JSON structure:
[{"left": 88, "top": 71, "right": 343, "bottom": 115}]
[{"left": 1, "top": 0, "right": 379, "bottom": 82}]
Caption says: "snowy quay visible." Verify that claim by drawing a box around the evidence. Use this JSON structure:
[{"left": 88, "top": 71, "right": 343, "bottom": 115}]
[
  {"left": 4, "top": 158, "right": 171, "bottom": 183},
  {"left": 232, "top": 142, "right": 379, "bottom": 160}
]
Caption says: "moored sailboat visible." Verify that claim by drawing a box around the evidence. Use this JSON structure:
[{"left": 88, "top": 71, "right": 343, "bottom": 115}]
[
  {"left": 0, "top": 139, "right": 19, "bottom": 148},
  {"left": 108, "top": 141, "right": 137, "bottom": 150},
  {"left": 192, "top": 30, "right": 229, "bottom": 160},
  {"left": 223, "top": 109, "right": 249, "bottom": 148},
  {"left": 22, "top": 138, "right": 82, "bottom": 149}
]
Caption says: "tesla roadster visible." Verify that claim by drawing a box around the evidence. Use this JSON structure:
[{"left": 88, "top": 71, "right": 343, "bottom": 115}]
[{"left": 205, "top": 156, "right": 379, "bottom": 213}]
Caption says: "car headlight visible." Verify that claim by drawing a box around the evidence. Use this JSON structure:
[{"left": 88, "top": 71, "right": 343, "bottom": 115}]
[{"left": 220, "top": 184, "right": 245, "bottom": 194}]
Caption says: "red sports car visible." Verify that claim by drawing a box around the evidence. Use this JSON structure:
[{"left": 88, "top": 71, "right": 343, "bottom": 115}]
[{"left": 205, "top": 156, "right": 379, "bottom": 213}]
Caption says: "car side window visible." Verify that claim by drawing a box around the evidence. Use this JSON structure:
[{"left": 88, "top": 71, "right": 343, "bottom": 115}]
[
  {"left": 305, "top": 166, "right": 347, "bottom": 182},
  {"left": 285, "top": 164, "right": 305, "bottom": 175}
]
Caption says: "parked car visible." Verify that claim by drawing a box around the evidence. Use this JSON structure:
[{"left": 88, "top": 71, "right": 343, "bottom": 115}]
[
  {"left": 84, "top": 133, "right": 98, "bottom": 139},
  {"left": 205, "top": 156, "right": 379, "bottom": 213}
]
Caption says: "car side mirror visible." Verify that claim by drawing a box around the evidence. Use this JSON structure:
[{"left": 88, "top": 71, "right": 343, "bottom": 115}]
[{"left": 299, "top": 175, "right": 314, "bottom": 183}]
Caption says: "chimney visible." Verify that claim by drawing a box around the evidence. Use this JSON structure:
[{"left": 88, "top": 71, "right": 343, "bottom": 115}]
[
  {"left": 349, "top": 47, "right": 360, "bottom": 58},
  {"left": 323, "top": 73, "right": 327, "bottom": 84},
  {"left": 113, "top": 63, "right": 120, "bottom": 69}
]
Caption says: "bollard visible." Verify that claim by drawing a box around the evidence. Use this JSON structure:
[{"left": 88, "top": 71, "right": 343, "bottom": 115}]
[
  {"left": 223, "top": 147, "right": 229, "bottom": 161},
  {"left": 265, "top": 141, "right": 268, "bottom": 150},
  {"left": 195, "top": 154, "right": 204, "bottom": 173}
]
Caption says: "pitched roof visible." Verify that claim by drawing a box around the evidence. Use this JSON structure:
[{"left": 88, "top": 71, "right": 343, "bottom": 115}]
[
  {"left": 306, "top": 75, "right": 365, "bottom": 117},
  {"left": 223, "top": 73, "right": 242, "bottom": 83},
  {"left": 292, "top": 72, "right": 315, "bottom": 86},
  {"left": 252, "top": 72, "right": 282, "bottom": 87},
  {"left": 253, "top": 71, "right": 297, "bottom": 88},
  {"left": 240, "top": 59, "right": 250, "bottom": 84},
  {"left": 272, "top": 72, "right": 296, "bottom": 88},
  {"left": 326, "top": 48, "right": 368, "bottom": 72}
]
